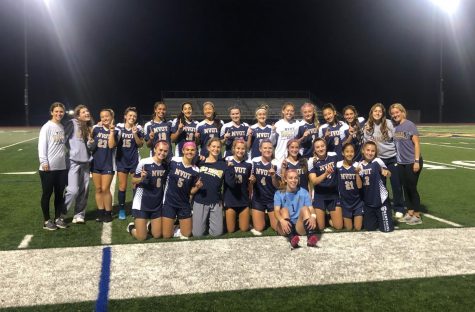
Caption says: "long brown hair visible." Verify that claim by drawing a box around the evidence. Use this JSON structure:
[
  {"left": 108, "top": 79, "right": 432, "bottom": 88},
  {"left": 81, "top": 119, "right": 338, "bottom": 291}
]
[
  {"left": 74, "top": 104, "right": 93, "bottom": 142},
  {"left": 365, "top": 103, "right": 390, "bottom": 141}
]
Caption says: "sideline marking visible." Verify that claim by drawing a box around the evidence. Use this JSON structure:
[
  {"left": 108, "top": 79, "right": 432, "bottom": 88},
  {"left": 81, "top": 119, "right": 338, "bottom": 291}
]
[
  {"left": 101, "top": 222, "right": 112, "bottom": 245},
  {"left": 96, "top": 247, "right": 112, "bottom": 312},
  {"left": 424, "top": 213, "right": 463, "bottom": 228},
  {"left": 425, "top": 160, "right": 475, "bottom": 171},
  {"left": 0, "top": 171, "right": 37, "bottom": 175},
  {"left": 17, "top": 235, "right": 34, "bottom": 249},
  {"left": 0, "top": 137, "right": 38, "bottom": 150},
  {"left": 421, "top": 142, "right": 475, "bottom": 150}
]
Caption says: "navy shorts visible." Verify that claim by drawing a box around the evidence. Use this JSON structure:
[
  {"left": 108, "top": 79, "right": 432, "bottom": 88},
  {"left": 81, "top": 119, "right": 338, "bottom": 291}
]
[
  {"left": 342, "top": 201, "right": 364, "bottom": 219},
  {"left": 313, "top": 196, "right": 339, "bottom": 212},
  {"left": 251, "top": 200, "right": 274, "bottom": 212},
  {"left": 225, "top": 206, "right": 248, "bottom": 213},
  {"left": 132, "top": 209, "right": 161, "bottom": 219},
  {"left": 116, "top": 167, "right": 136, "bottom": 174},
  {"left": 363, "top": 201, "right": 394, "bottom": 232},
  {"left": 162, "top": 203, "right": 192, "bottom": 220},
  {"left": 91, "top": 169, "right": 115, "bottom": 175}
]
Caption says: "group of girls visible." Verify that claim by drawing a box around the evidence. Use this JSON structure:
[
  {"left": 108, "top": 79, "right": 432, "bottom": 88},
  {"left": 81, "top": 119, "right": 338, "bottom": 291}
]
[{"left": 39, "top": 99, "right": 422, "bottom": 249}]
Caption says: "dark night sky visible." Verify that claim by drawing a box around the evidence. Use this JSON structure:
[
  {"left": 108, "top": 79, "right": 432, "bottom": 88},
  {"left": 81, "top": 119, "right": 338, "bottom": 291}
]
[{"left": 1, "top": 0, "right": 474, "bottom": 125}]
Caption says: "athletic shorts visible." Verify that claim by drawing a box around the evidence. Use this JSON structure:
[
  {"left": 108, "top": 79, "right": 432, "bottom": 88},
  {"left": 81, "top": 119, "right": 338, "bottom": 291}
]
[
  {"left": 162, "top": 203, "right": 192, "bottom": 220},
  {"left": 313, "top": 197, "right": 339, "bottom": 212},
  {"left": 132, "top": 209, "right": 161, "bottom": 220},
  {"left": 116, "top": 166, "right": 136, "bottom": 174},
  {"left": 91, "top": 169, "right": 115, "bottom": 175},
  {"left": 251, "top": 200, "right": 274, "bottom": 212},
  {"left": 342, "top": 201, "right": 364, "bottom": 219}
]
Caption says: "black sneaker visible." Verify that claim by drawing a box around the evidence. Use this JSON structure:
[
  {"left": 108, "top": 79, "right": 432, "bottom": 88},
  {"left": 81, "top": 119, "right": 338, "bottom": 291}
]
[
  {"left": 43, "top": 220, "right": 58, "bottom": 231},
  {"left": 126, "top": 222, "right": 135, "bottom": 235},
  {"left": 103, "top": 212, "right": 113, "bottom": 223},
  {"left": 96, "top": 210, "right": 104, "bottom": 222},
  {"left": 55, "top": 218, "right": 68, "bottom": 229}
]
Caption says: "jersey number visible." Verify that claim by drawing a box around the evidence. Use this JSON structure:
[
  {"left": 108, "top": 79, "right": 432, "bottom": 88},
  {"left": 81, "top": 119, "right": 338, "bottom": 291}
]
[
  {"left": 177, "top": 178, "right": 184, "bottom": 188},
  {"left": 345, "top": 181, "right": 354, "bottom": 191},
  {"left": 123, "top": 139, "right": 131, "bottom": 148},
  {"left": 261, "top": 177, "right": 266, "bottom": 186},
  {"left": 98, "top": 138, "right": 108, "bottom": 148},
  {"left": 364, "top": 176, "right": 370, "bottom": 186}
]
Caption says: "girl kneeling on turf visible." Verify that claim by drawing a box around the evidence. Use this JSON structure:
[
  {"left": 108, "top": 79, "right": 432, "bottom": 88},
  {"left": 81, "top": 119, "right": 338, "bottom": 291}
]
[
  {"left": 274, "top": 170, "right": 318, "bottom": 248},
  {"left": 359, "top": 141, "right": 394, "bottom": 232},
  {"left": 336, "top": 143, "right": 364, "bottom": 231},
  {"left": 128, "top": 141, "right": 169, "bottom": 240},
  {"left": 308, "top": 138, "right": 343, "bottom": 231}
]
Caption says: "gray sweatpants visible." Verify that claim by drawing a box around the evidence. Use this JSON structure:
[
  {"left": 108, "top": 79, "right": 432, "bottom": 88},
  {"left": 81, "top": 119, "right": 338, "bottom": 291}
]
[
  {"left": 63, "top": 160, "right": 90, "bottom": 219},
  {"left": 192, "top": 202, "right": 223, "bottom": 237}
]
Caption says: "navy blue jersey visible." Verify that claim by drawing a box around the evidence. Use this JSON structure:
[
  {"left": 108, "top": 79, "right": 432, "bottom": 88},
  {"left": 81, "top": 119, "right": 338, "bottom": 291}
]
[
  {"left": 275, "top": 158, "right": 310, "bottom": 191},
  {"left": 308, "top": 152, "right": 338, "bottom": 198},
  {"left": 250, "top": 157, "right": 278, "bottom": 205},
  {"left": 115, "top": 123, "right": 143, "bottom": 170},
  {"left": 359, "top": 158, "right": 389, "bottom": 207},
  {"left": 171, "top": 118, "right": 198, "bottom": 156},
  {"left": 248, "top": 124, "right": 272, "bottom": 159},
  {"left": 297, "top": 122, "right": 319, "bottom": 158},
  {"left": 224, "top": 156, "right": 252, "bottom": 208},
  {"left": 336, "top": 161, "right": 362, "bottom": 210},
  {"left": 144, "top": 120, "right": 173, "bottom": 157},
  {"left": 220, "top": 122, "right": 249, "bottom": 157},
  {"left": 196, "top": 120, "right": 224, "bottom": 156},
  {"left": 194, "top": 160, "right": 234, "bottom": 204},
  {"left": 132, "top": 157, "right": 169, "bottom": 212},
  {"left": 91, "top": 125, "right": 118, "bottom": 171},
  {"left": 163, "top": 157, "right": 200, "bottom": 209},
  {"left": 343, "top": 118, "right": 365, "bottom": 162},
  {"left": 318, "top": 121, "right": 349, "bottom": 160}
]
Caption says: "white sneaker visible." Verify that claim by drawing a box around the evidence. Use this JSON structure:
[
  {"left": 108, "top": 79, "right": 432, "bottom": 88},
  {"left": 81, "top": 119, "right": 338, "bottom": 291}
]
[
  {"left": 395, "top": 212, "right": 404, "bottom": 219},
  {"left": 250, "top": 228, "right": 262, "bottom": 236},
  {"left": 72, "top": 216, "right": 85, "bottom": 224},
  {"left": 173, "top": 226, "right": 181, "bottom": 238}
]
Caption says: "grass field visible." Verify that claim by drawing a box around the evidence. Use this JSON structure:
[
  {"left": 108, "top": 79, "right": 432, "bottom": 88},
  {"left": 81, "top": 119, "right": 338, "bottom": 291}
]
[{"left": 0, "top": 125, "right": 474, "bottom": 311}]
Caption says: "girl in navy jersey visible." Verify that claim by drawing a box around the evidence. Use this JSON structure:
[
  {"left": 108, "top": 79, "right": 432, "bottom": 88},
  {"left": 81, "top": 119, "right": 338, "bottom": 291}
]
[
  {"left": 171, "top": 101, "right": 198, "bottom": 157},
  {"left": 162, "top": 142, "right": 202, "bottom": 238},
  {"left": 224, "top": 139, "right": 252, "bottom": 233},
  {"left": 192, "top": 138, "right": 235, "bottom": 237},
  {"left": 342, "top": 105, "right": 365, "bottom": 162},
  {"left": 274, "top": 170, "right": 318, "bottom": 248},
  {"left": 221, "top": 106, "right": 249, "bottom": 158},
  {"left": 276, "top": 139, "right": 309, "bottom": 192},
  {"left": 296, "top": 102, "right": 320, "bottom": 158},
  {"left": 271, "top": 102, "right": 302, "bottom": 162},
  {"left": 390, "top": 103, "right": 423, "bottom": 225},
  {"left": 246, "top": 104, "right": 272, "bottom": 159},
  {"left": 144, "top": 102, "right": 173, "bottom": 157},
  {"left": 196, "top": 101, "right": 224, "bottom": 157},
  {"left": 318, "top": 103, "right": 348, "bottom": 160},
  {"left": 308, "top": 138, "right": 343, "bottom": 230},
  {"left": 116, "top": 107, "right": 144, "bottom": 220},
  {"left": 249, "top": 139, "right": 280, "bottom": 233},
  {"left": 89, "top": 109, "right": 118, "bottom": 223},
  {"left": 127, "top": 141, "right": 169, "bottom": 240},
  {"left": 38, "top": 102, "right": 68, "bottom": 230},
  {"left": 337, "top": 143, "right": 364, "bottom": 231},
  {"left": 359, "top": 141, "right": 394, "bottom": 232}
]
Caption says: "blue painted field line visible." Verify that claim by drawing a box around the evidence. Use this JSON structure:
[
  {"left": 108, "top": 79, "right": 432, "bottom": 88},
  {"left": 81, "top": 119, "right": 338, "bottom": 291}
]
[{"left": 95, "top": 246, "right": 112, "bottom": 312}]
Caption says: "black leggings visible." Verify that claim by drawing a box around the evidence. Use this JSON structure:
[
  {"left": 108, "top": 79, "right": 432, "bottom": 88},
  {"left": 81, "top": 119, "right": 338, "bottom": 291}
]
[
  {"left": 39, "top": 170, "right": 68, "bottom": 221},
  {"left": 397, "top": 159, "right": 423, "bottom": 212}
]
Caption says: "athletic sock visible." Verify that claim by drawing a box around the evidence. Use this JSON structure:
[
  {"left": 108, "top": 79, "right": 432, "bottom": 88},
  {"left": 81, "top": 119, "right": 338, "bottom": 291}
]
[
  {"left": 303, "top": 218, "right": 316, "bottom": 238},
  {"left": 118, "top": 190, "right": 126, "bottom": 209}
]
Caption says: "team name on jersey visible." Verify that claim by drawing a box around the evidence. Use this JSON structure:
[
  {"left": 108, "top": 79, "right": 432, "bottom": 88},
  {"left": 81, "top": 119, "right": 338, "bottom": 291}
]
[
  {"left": 151, "top": 169, "right": 166, "bottom": 177},
  {"left": 200, "top": 166, "right": 223, "bottom": 178},
  {"left": 153, "top": 126, "right": 169, "bottom": 133},
  {"left": 121, "top": 132, "right": 134, "bottom": 139},
  {"left": 255, "top": 168, "right": 270, "bottom": 176},
  {"left": 393, "top": 131, "right": 409, "bottom": 140},
  {"left": 52, "top": 132, "right": 65, "bottom": 143},
  {"left": 183, "top": 126, "right": 196, "bottom": 133},
  {"left": 307, "top": 127, "right": 318, "bottom": 135},
  {"left": 340, "top": 173, "right": 356, "bottom": 180},
  {"left": 360, "top": 168, "right": 372, "bottom": 175},
  {"left": 256, "top": 132, "right": 270, "bottom": 138},
  {"left": 281, "top": 128, "right": 296, "bottom": 138},
  {"left": 234, "top": 166, "right": 248, "bottom": 174},
  {"left": 174, "top": 168, "right": 192, "bottom": 179},
  {"left": 204, "top": 128, "right": 218, "bottom": 134},
  {"left": 329, "top": 130, "right": 341, "bottom": 136},
  {"left": 230, "top": 130, "right": 246, "bottom": 137},
  {"left": 318, "top": 162, "right": 335, "bottom": 172},
  {"left": 97, "top": 132, "right": 110, "bottom": 139}
]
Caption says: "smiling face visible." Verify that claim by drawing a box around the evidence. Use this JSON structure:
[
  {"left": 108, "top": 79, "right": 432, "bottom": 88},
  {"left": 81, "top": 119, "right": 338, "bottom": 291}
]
[
  {"left": 207, "top": 139, "right": 221, "bottom": 157},
  {"left": 301, "top": 106, "right": 314, "bottom": 123},
  {"left": 344, "top": 109, "right": 356, "bottom": 124},
  {"left": 229, "top": 108, "right": 241, "bottom": 124},
  {"left": 50, "top": 106, "right": 65, "bottom": 123},
  {"left": 125, "top": 111, "right": 137, "bottom": 126},
  {"left": 255, "top": 109, "right": 267, "bottom": 125},
  {"left": 323, "top": 108, "right": 336, "bottom": 124},
  {"left": 363, "top": 143, "right": 377, "bottom": 162},
  {"left": 259, "top": 141, "right": 273, "bottom": 159},
  {"left": 182, "top": 145, "right": 196, "bottom": 161},
  {"left": 203, "top": 103, "right": 215, "bottom": 120},
  {"left": 313, "top": 139, "right": 327, "bottom": 158},
  {"left": 390, "top": 107, "right": 405, "bottom": 124},
  {"left": 282, "top": 105, "right": 295, "bottom": 121},
  {"left": 233, "top": 141, "right": 246, "bottom": 160},
  {"left": 154, "top": 104, "right": 166, "bottom": 121},
  {"left": 77, "top": 108, "right": 91, "bottom": 122},
  {"left": 287, "top": 141, "right": 300, "bottom": 158},
  {"left": 286, "top": 171, "right": 299, "bottom": 191},
  {"left": 154, "top": 142, "right": 169, "bottom": 161},
  {"left": 100, "top": 110, "right": 113, "bottom": 127},
  {"left": 182, "top": 103, "right": 193, "bottom": 120},
  {"left": 343, "top": 144, "right": 355, "bottom": 163}
]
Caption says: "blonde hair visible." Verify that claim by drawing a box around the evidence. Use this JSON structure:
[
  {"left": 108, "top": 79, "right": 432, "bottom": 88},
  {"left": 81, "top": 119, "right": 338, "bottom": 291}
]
[
  {"left": 280, "top": 102, "right": 295, "bottom": 119},
  {"left": 389, "top": 103, "right": 407, "bottom": 118},
  {"left": 301, "top": 102, "right": 319, "bottom": 128}
]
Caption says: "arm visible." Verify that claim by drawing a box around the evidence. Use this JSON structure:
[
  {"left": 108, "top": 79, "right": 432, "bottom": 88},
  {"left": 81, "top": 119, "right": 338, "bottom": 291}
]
[
  {"left": 190, "top": 177, "right": 203, "bottom": 195},
  {"left": 170, "top": 119, "right": 183, "bottom": 142},
  {"left": 108, "top": 125, "right": 116, "bottom": 149},
  {"left": 133, "top": 126, "right": 144, "bottom": 147},
  {"left": 246, "top": 127, "right": 253, "bottom": 150},
  {"left": 308, "top": 166, "right": 333, "bottom": 185},
  {"left": 412, "top": 134, "right": 421, "bottom": 172},
  {"left": 38, "top": 125, "right": 49, "bottom": 171}
]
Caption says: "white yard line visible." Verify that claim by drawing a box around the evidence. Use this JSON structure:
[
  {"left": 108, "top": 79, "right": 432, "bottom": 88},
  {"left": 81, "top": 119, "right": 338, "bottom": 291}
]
[
  {"left": 0, "top": 171, "right": 37, "bottom": 175},
  {"left": 17, "top": 235, "right": 34, "bottom": 249},
  {"left": 0, "top": 137, "right": 38, "bottom": 150},
  {"left": 423, "top": 213, "right": 463, "bottom": 227},
  {"left": 425, "top": 160, "right": 475, "bottom": 171},
  {"left": 101, "top": 222, "right": 112, "bottom": 245},
  {"left": 421, "top": 142, "right": 475, "bottom": 150}
]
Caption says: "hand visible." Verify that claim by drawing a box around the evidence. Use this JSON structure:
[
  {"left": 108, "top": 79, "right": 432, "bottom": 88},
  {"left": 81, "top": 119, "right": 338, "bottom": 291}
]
[
  {"left": 199, "top": 155, "right": 206, "bottom": 162},
  {"left": 42, "top": 164, "right": 49, "bottom": 171},
  {"left": 413, "top": 162, "right": 420, "bottom": 173},
  {"left": 149, "top": 131, "right": 155, "bottom": 140},
  {"left": 381, "top": 168, "right": 391, "bottom": 177},
  {"left": 303, "top": 129, "right": 310, "bottom": 138},
  {"left": 227, "top": 161, "right": 234, "bottom": 167},
  {"left": 269, "top": 165, "right": 276, "bottom": 176},
  {"left": 325, "top": 166, "right": 334, "bottom": 176},
  {"left": 249, "top": 174, "right": 256, "bottom": 184},
  {"left": 195, "top": 131, "right": 200, "bottom": 139},
  {"left": 282, "top": 159, "right": 288, "bottom": 169},
  {"left": 354, "top": 164, "right": 362, "bottom": 174},
  {"left": 271, "top": 123, "right": 276, "bottom": 132},
  {"left": 224, "top": 131, "right": 231, "bottom": 140},
  {"left": 349, "top": 126, "right": 355, "bottom": 135},
  {"left": 140, "top": 168, "right": 148, "bottom": 181},
  {"left": 132, "top": 126, "right": 138, "bottom": 134},
  {"left": 306, "top": 216, "right": 317, "bottom": 230},
  {"left": 194, "top": 177, "right": 203, "bottom": 189},
  {"left": 279, "top": 219, "right": 291, "bottom": 234},
  {"left": 109, "top": 122, "right": 115, "bottom": 132},
  {"left": 178, "top": 120, "right": 184, "bottom": 130},
  {"left": 324, "top": 128, "right": 330, "bottom": 138},
  {"left": 247, "top": 127, "right": 253, "bottom": 137}
]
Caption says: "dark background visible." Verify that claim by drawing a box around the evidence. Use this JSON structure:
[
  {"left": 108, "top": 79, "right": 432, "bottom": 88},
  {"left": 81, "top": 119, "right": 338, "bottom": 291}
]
[{"left": 1, "top": 0, "right": 474, "bottom": 125}]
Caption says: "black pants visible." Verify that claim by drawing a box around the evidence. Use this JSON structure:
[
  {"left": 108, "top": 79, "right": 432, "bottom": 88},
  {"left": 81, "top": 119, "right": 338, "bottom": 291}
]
[
  {"left": 397, "top": 159, "right": 423, "bottom": 212},
  {"left": 381, "top": 156, "right": 405, "bottom": 213},
  {"left": 39, "top": 170, "right": 68, "bottom": 221}
]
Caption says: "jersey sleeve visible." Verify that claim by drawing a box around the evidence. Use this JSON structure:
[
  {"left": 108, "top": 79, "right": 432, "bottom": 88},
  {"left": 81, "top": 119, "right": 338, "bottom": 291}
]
[
  {"left": 301, "top": 189, "right": 312, "bottom": 207},
  {"left": 273, "top": 191, "right": 284, "bottom": 208},
  {"left": 38, "top": 124, "right": 49, "bottom": 167}
]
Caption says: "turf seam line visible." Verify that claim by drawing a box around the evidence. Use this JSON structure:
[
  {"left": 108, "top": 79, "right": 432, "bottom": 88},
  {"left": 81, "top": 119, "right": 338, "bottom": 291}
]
[
  {"left": 421, "top": 142, "right": 475, "bottom": 150},
  {"left": 425, "top": 160, "right": 475, "bottom": 171},
  {"left": 17, "top": 235, "right": 33, "bottom": 249},
  {"left": 0, "top": 137, "right": 39, "bottom": 150},
  {"left": 423, "top": 213, "right": 463, "bottom": 227},
  {"left": 101, "top": 222, "right": 112, "bottom": 245},
  {"left": 95, "top": 246, "right": 111, "bottom": 312}
]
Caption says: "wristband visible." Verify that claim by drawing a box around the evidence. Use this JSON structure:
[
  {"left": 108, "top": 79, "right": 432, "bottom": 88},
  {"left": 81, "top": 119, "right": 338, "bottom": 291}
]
[{"left": 414, "top": 159, "right": 419, "bottom": 163}]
